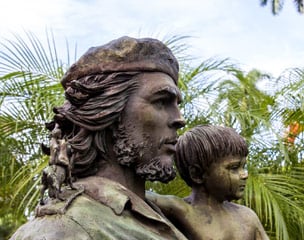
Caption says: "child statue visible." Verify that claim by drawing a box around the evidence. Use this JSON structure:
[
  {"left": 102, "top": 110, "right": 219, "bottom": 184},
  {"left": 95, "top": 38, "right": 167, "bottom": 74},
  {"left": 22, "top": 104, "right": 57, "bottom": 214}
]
[{"left": 147, "top": 125, "right": 269, "bottom": 240}]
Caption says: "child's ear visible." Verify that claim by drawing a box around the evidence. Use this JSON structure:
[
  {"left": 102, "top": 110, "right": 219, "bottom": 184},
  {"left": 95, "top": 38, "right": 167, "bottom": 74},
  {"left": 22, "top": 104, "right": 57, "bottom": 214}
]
[{"left": 188, "top": 164, "right": 204, "bottom": 184}]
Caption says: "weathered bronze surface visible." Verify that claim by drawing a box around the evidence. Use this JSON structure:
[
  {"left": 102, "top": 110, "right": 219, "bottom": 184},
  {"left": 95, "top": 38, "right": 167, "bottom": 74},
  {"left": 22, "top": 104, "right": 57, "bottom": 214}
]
[
  {"left": 10, "top": 36, "right": 186, "bottom": 240},
  {"left": 147, "top": 125, "right": 269, "bottom": 240}
]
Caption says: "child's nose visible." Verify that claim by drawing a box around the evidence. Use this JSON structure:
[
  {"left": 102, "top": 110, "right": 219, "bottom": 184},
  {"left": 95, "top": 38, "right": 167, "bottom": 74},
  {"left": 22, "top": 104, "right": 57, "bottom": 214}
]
[{"left": 240, "top": 169, "right": 248, "bottom": 179}]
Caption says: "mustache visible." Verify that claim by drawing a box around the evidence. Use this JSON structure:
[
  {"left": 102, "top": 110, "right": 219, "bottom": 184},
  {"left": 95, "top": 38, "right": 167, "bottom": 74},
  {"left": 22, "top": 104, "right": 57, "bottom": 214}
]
[{"left": 158, "top": 136, "right": 178, "bottom": 149}]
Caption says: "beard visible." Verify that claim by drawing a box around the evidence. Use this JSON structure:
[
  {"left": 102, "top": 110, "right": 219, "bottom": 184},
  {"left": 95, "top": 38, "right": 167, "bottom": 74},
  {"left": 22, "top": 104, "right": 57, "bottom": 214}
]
[
  {"left": 113, "top": 124, "right": 176, "bottom": 183},
  {"left": 135, "top": 155, "right": 176, "bottom": 183}
]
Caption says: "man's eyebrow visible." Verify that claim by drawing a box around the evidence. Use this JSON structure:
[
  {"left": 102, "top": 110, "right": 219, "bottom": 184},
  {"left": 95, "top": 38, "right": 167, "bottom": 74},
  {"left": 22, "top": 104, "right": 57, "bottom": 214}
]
[{"left": 152, "top": 86, "right": 182, "bottom": 102}]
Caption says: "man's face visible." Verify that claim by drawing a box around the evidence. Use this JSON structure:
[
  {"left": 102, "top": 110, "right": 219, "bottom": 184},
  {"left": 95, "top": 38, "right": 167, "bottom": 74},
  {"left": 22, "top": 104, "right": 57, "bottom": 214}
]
[
  {"left": 115, "top": 72, "right": 185, "bottom": 183},
  {"left": 204, "top": 155, "right": 248, "bottom": 202}
]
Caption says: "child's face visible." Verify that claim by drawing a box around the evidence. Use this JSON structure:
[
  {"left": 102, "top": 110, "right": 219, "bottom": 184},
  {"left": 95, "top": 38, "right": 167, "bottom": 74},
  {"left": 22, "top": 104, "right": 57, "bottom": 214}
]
[{"left": 204, "top": 155, "right": 248, "bottom": 202}]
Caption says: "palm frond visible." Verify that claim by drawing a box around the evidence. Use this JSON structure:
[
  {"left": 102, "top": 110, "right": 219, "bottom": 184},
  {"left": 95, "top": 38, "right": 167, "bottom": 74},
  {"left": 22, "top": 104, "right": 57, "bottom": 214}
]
[
  {"left": 0, "top": 31, "right": 72, "bottom": 232},
  {"left": 245, "top": 169, "right": 304, "bottom": 240}
]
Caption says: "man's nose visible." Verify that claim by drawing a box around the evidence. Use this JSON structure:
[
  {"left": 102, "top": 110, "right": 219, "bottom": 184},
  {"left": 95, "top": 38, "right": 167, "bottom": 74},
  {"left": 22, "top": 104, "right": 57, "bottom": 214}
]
[{"left": 168, "top": 109, "right": 186, "bottom": 130}]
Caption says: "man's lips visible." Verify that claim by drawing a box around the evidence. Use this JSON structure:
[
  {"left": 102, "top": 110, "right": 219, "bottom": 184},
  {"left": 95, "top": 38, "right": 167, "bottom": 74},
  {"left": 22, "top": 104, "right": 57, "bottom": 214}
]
[
  {"left": 158, "top": 137, "right": 178, "bottom": 151},
  {"left": 165, "top": 139, "right": 178, "bottom": 145},
  {"left": 161, "top": 138, "right": 178, "bottom": 153}
]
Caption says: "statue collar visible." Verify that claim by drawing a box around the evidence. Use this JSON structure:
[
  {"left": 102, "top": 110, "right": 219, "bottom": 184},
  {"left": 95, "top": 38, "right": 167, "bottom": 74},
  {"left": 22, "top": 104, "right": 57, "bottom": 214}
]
[{"left": 75, "top": 176, "right": 167, "bottom": 223}]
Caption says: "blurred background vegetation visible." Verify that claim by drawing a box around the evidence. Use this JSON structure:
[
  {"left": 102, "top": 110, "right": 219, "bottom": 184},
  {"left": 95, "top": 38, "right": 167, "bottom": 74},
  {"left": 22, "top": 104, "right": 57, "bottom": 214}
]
[{"left": 0, "top": 31, "right": 304, "bottom": 240}]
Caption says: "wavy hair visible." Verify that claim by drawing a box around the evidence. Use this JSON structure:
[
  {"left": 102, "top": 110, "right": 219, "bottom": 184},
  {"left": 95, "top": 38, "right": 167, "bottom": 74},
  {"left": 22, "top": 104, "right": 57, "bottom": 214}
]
[
  {"left": 47, "top": 72, "right": 140, "bottom": 178},
  {"left": 176, "top": 125, "right": 248, "bottom": 187}
]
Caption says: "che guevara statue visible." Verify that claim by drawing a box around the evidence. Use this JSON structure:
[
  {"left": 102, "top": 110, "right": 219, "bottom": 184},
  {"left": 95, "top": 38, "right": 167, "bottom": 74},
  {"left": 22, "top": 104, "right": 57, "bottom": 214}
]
[{"left": 10, "top": 36, "right": 187, "bottom": 240}]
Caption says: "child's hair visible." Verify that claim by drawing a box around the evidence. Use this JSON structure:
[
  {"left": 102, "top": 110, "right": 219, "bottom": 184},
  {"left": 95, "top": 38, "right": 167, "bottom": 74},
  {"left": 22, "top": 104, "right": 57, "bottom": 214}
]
[{"left": 176, "top": 125, "right": 248, "bottom": 187}]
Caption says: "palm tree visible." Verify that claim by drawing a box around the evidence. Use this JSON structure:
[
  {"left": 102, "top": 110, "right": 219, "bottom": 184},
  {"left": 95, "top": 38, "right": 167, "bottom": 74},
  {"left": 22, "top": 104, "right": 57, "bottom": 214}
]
[
  {"left": 260, "top": 0, "right": 304, "bottom": 15},
  {"left": 0, "top": 31, "right": 75, "bottom": 237},
  {"left": 210, "top": 69, "right": 275, "bottom": 140}
]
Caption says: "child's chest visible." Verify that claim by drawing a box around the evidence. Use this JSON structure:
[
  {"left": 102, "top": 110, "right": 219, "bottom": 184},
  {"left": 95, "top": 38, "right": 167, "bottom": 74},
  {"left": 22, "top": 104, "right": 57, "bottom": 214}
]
[{"left": 185, "top": 210, "right": 256, "bottom": 240}]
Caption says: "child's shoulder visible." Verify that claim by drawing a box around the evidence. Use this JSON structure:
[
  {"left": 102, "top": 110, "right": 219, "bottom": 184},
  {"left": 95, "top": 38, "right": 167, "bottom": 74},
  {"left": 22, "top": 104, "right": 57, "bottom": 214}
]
[
  {"left": 225, "top": 201, "right": 253, "bottom": 212},
  {"left": 225, "top": 201, "right": 261, "bottom": 222},
  {"left": 225, "top": 201, "right": 269, "bottom": 239}
]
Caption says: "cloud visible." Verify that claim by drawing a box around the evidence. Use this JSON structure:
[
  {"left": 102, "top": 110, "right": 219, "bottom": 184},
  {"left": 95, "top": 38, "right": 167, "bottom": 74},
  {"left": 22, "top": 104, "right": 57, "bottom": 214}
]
[{"left": 0, "top": 0, "right": 303, "bottom": 76}]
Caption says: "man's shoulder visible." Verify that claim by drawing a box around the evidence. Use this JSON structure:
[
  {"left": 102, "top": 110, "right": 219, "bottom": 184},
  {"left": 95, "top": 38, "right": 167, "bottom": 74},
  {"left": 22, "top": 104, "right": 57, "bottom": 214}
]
[
  {"left": 11, "top": 180, "right": 188, "bottom": 240},
  {"left": 10, "top": 194, "right": 134, "bottom": 240},
  {"left": 9, "top": 192, "right": 114, "bottom": 240},
  {"left": 67, "top": 192, "right": 187, "bottom": 240},
  {"left": 9, "top": 211, "right": 92, "bottom": 240}
]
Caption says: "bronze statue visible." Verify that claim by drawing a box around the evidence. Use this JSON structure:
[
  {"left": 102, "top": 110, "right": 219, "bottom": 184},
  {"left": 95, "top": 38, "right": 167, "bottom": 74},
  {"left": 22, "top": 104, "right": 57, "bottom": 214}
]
[
  {"left": 40, "top": 123, "right": 76, "bottom": 204},
  {"left": 147, "top": 125, "right": 269, "bottom": 240},
  {"left": 10, "top": 36, "right": 187, "bottom": 239}
]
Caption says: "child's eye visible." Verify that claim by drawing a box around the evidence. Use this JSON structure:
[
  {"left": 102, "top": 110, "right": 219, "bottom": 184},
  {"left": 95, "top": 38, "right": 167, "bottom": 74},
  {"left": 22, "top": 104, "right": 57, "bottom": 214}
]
[{"left": 229, "top": 165, "right": 240, "bottom": 170}]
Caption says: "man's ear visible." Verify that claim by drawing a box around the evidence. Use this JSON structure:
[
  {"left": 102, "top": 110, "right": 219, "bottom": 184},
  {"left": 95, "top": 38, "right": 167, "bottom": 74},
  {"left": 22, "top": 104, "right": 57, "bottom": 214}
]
[{"left": 188, "top": 164, "right": 204, "bottom": 184}]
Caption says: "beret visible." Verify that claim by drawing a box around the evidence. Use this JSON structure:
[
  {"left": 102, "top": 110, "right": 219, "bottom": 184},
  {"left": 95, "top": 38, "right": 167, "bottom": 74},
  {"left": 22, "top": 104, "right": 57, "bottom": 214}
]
[{"left": 61, "top": 36, "right": 179, "bottom": 89}]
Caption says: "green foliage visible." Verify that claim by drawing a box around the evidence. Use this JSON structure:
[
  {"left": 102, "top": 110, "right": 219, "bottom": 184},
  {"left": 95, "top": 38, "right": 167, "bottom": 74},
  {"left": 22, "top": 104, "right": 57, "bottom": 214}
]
[{"left": 0, "top": 31, "right": 71, "bottom": 238}]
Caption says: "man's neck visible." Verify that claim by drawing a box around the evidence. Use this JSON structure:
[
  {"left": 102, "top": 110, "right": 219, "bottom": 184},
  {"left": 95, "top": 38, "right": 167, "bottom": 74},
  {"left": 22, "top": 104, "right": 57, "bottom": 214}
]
[{"left": 95, "top": 159, "right": 146, "bottom": 199}]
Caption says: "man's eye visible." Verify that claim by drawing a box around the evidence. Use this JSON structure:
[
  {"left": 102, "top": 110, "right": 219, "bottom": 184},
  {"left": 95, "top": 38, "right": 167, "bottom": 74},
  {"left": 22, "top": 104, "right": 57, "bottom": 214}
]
[{"left": 153, "top": 98, "right": 167, "bottom": 108}]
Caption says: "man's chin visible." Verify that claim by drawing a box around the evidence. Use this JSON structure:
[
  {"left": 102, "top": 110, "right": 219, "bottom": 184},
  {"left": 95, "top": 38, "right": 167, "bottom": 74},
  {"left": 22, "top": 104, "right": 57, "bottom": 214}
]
[
  {"left": 135, "top": 156, "right": 176, "bottom": 183},
  {"left": 145, "top": 170, "right": 176, "bottom": 183}
]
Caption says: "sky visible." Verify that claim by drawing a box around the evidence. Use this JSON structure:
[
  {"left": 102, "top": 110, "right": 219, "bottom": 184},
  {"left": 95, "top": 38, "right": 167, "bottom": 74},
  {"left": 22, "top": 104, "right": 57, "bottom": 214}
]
[{"left": 0, "top": 0, "right": 304, "bottom": 78}]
